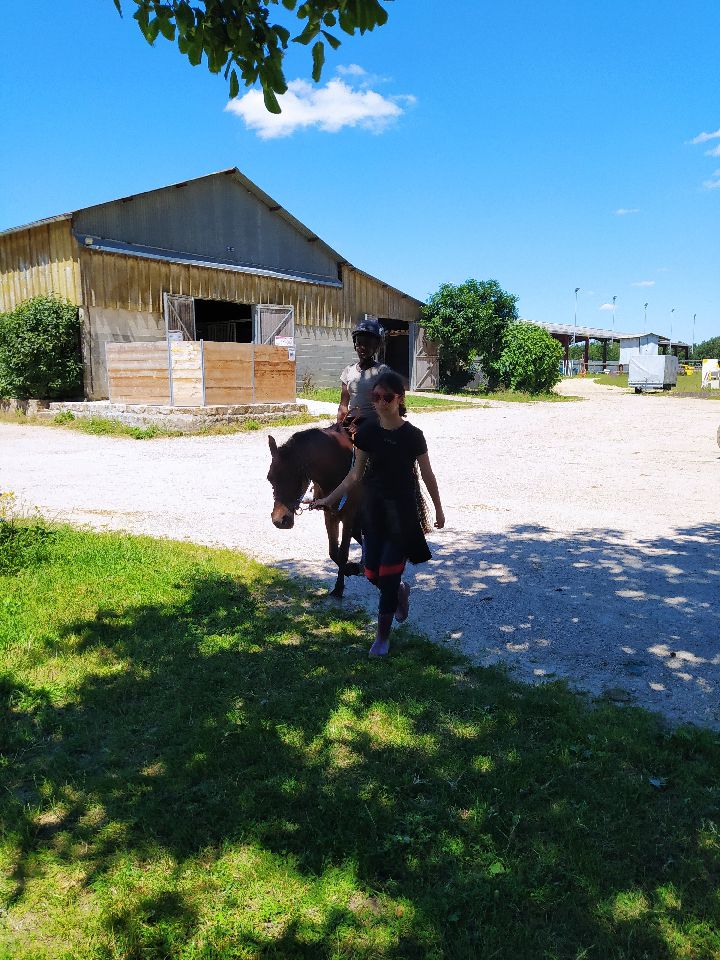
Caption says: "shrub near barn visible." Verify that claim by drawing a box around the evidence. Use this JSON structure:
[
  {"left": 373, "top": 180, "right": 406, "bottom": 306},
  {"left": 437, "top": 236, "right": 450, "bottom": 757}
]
[
  {"left": 421, "top": 279, "right": 518, "bottom": 392},
  {"left": 499, "top": 322, "right": 563, "bottom": 394},
  {"left": 0, "top": 295, "right": 83, "bottom": 401}
]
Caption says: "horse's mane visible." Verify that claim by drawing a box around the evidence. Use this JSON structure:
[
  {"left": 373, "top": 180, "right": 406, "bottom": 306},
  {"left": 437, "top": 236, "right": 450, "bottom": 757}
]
[
  {"left": 279, "top": 427, "right": 326, "bottom": 457},
  {"left": 282, "top": 425, "right": 353, "bottom": 455}
]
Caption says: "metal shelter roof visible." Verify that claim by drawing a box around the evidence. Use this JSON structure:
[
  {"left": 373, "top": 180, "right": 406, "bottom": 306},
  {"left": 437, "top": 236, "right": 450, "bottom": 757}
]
[{"left": 528, "top": 320, "right": 688, "bottom": 347}]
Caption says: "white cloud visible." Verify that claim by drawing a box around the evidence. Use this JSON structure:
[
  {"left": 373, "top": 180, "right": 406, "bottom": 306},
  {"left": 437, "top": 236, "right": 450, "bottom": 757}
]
[
  {"left": 614, "top": 207, "right": 639, "bottom": 215},
  {"left": 632, "top": 280, "right": 655, "bottom": 287},
  {"left": 225, "top": 78, "right": 415, "bottom": 139},
  {"left": 703, "top": 169, "right": 720, "bottom": 190},
  {"left": 705, "top": 144, "right": 720, "bottom": 157},
  {"left": 690, "top": 128, "right": 720, "bottom": 144},
  {"left": 336, "top": 64, "right": 367, "bottom": 77},
  {"left": 599, "top": 303, "right": 615, "bottom": 311}
]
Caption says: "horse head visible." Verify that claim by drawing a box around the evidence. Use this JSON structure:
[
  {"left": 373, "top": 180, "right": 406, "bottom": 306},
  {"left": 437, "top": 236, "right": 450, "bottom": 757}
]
[{"left": 267, "top": 435, "right": 309, "bottom": 530}]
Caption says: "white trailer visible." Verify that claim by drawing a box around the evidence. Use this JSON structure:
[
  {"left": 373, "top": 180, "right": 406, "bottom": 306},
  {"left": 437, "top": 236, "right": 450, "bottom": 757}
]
[{"left": 628, "top": 355, "right": 678, "bottom": 393}]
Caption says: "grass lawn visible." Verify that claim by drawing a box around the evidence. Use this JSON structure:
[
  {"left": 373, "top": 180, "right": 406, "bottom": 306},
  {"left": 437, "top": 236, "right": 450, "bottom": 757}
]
[
  {"left": 299, "top": 389, "right": 484, "bottom": 412},
  {"left": 592, "top": 372, "right": 720, "bottom": 398},
  {"left": 0, "top": 411, "right": 321, "bottom": 440},
  {"left": 461, "top": 388, "right": 577, "bottom": 403},
  {"left": 1, "top": 523, "right": 719, "bottom": 959}
]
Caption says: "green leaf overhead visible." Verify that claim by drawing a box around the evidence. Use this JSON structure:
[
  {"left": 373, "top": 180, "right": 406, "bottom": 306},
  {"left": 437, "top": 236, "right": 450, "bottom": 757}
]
[
  {"left": 311, "top": 39, "right": 325, "bottom": 82},
  {"left": 114, "top": 1, "right": 392, "bottom": 110}
]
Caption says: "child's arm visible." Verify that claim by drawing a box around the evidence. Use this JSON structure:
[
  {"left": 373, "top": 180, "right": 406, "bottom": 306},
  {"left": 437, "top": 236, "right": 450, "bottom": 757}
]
[
  {"left": 336, "top": 384, "right": 350, "bottom": 423},
  {"left": 310, "top": 450, "right": 369, "bottom": 511},
  {"left": 417, "top": 453, "right": 445, "bottom": 529}
]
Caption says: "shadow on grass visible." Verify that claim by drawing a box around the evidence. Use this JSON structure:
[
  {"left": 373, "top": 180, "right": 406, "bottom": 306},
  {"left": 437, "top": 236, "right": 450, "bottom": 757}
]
[{"left": 2, "top": 542, "right": 720, "bottom": 958}]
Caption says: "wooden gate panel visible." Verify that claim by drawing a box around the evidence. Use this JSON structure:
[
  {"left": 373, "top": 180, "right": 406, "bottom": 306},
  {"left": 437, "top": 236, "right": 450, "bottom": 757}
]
[
  {"left": 170, "top": 341, "right": 204, "bottom": 406},
  {"left": 254, "top": 304, "right": 295, "bottom": 344},
  {"left": 254, "top": 345, "right": 296, "bottom": 402},
  {"left": 164, "top": 293, "right": 196, "bottom": 340},
  {"left": 203, "top": 343, "right": 254, "bottom": 405},
  {"left": 106, "top": 342, "right": 170, "bottom": 404}
]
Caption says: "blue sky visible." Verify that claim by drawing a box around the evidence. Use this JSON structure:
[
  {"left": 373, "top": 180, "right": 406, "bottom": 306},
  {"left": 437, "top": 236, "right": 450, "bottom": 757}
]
[{"left": 2, "top": 0, "right": 718, "bottom": 345}]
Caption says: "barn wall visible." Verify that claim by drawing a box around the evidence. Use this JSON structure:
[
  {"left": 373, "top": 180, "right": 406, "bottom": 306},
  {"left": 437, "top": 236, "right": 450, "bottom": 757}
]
[
  {"left": 79, "top": 248, "right": 345, "bottom": 324},
  {"left": 341, "top": 268, "right": 420, "bottom": 326},
  {"left": 0, "top": 221, "right": 81, "bottom": 312},
  {"left": 79, "top": 249, "right": 420, "bottom": 326},
  {"left": 78, "top": 248, "right": 421, "bottom": 397},
  {"left": 0, "top": 232, "right": 422, "bottom": 399}
]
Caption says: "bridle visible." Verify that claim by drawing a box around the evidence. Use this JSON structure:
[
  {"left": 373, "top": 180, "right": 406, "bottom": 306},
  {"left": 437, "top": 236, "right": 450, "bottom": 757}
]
[{"left": 272, "top": 440, "right": 310, "bottom": 517}]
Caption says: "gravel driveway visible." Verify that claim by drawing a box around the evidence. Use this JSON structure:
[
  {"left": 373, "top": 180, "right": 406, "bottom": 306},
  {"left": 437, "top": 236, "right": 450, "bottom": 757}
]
[{"left": 2, "top": 379, "right": 719, "bottom": 729}]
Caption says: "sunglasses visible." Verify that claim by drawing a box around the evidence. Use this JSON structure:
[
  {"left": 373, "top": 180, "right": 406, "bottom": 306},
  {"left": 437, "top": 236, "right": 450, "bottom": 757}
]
[{"left": 372, "top": 391, "right": 399, "bottom": 404}]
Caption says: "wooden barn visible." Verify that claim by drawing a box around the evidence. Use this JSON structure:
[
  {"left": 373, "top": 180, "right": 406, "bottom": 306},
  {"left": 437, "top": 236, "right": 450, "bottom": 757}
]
[{"left": 0, "top": 168, "right": 438, "bottom": 401}]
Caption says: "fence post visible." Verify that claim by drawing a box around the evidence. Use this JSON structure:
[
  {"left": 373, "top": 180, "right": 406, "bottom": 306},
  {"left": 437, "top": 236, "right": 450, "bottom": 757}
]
[
  {"left": 167, "top": 338, "right": 174, "bottom": 406},
  {"left": 251, "top": 342, "right": 256, "bottom": 403}
]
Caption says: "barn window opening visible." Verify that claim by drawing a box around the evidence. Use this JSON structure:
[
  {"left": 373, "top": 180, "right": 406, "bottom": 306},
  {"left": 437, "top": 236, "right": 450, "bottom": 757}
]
[
  {"left": 194, "top": 298, "right": 253, "bottom": 342},
  {"left": 380, "top": 318, "right": 410, "bottom": 380}
]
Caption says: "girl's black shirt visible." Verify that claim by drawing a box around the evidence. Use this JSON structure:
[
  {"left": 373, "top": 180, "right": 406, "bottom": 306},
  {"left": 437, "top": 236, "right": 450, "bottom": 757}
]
[{"left": 354, "top": 421, "right": 428, "bottom": 499}]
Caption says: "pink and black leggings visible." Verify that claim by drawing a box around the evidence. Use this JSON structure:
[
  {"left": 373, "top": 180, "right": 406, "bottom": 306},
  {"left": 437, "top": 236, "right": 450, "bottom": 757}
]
[{"left": 363, "top": 525, "right": 406, "bottom": 615}]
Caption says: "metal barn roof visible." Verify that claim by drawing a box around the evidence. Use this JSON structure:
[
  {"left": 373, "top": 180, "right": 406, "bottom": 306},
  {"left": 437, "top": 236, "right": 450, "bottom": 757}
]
[{"left": 0, "top": 168, "right": 421, "bottom": 305}]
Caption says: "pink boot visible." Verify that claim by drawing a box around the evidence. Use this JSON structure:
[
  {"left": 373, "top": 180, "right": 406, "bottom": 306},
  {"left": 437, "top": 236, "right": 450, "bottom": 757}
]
[
  {"left": 395, "top": 581, "right": 410, "bottom": 623},
  {"left": 369, "top": 613, "right": 394, "bottom": 657}
]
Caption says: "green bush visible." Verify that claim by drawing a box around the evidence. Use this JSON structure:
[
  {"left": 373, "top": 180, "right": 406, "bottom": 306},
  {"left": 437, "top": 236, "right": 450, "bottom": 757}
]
[
  {"left": 0, "top": 295, "right": 83, "bottom": 401},
  {"left": 499, "top": 322, "right": 563, "bottom": 394},
  {"left": 691, "top": 335, "right": 720, "bottom": 360},
  {"left": 421, "top": 279, "right": 518, "bottom": 392},
  {"left": 52, "top": 410, "right": 76, "bottom": 424}
]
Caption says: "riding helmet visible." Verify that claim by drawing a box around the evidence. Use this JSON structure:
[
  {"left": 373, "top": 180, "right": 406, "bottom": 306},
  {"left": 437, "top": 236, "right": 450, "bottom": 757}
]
[{"left": 351, "top": 317, "right": 384, "bottom": 342}]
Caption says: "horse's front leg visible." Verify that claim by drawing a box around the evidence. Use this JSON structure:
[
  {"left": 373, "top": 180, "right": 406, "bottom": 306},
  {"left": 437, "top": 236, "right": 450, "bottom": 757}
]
[
  {"left": 317, "top": 487, "right": 341, "bottom": 569},
  {"left": 342, "top": 505, "right": 362, "bottom": 577},
  {"left": 322, "top": 508, "right": 346, "bottom": 598},
  {"left": 328, "top": 513, "right": 357, "bottom": 598}
]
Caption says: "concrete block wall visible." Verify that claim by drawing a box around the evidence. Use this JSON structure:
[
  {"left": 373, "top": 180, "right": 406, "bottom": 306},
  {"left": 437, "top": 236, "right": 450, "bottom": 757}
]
[{"left": 295, "top": 324, "right": 356, "bottom": 390}]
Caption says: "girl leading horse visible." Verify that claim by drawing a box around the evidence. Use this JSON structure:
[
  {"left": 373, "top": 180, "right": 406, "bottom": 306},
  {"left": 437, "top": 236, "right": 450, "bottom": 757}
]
[{"left": 311, "top": 370, "right": 445, "bottom": 657}]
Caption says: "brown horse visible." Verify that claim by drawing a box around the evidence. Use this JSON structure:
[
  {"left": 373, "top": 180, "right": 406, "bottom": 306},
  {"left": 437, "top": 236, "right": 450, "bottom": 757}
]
[{"left": 267, "top": 426, "right": 362, "bottom": 597}]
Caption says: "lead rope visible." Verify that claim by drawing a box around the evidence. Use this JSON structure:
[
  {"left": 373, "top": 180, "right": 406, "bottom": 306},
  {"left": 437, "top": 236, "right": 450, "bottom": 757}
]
[{"left": 337, "top": 443, "right": 356, "bottom": 511}]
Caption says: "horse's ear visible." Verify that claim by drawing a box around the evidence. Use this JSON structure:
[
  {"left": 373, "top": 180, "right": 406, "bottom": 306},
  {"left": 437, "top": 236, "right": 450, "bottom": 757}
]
[{"left": 268, "top": 435, "right": 278, "bottom": 457}]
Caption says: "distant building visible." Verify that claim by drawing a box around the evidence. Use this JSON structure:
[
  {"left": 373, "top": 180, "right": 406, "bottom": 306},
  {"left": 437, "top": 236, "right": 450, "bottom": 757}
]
[
  {"left": 531, "top": 321, "right": 689, "bottom": 370},
  {"left": 0, "top": 168, "right": 438, "bottom": 398}
]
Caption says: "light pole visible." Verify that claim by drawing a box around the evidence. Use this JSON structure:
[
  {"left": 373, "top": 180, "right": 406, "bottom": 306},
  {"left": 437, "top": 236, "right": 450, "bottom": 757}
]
[
  {"left": 573, "top": 287, "right": 580, "bottom": 339},
  {"left": 692, "top": 313, "right": 696, "bottom": 358},
  {"left": 611, "top": 295, "right": 617, "bottom": 343},
  {"left": 572, "top": 287, "right": 580, "bottom": 374},
  {"left": 669, "top": 307, "right": 675, "bottom": 355},
  {"left": 644, "top": 302, "right": 648, "bottom": 332}
]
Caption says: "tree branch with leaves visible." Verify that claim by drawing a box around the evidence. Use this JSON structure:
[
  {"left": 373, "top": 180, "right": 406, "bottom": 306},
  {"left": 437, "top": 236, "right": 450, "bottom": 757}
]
[{"left": 114, "top": 0, "right": 391, "bottom": 113}]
